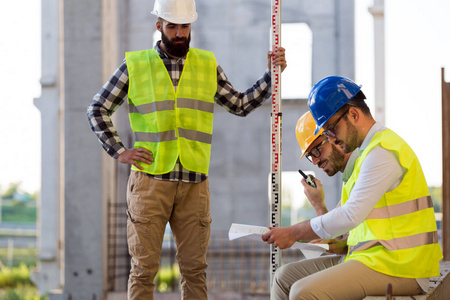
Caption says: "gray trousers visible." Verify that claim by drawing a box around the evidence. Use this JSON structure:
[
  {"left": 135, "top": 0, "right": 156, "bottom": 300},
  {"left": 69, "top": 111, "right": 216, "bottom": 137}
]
[{"left": 271, "top": 255, "right": 422, "bottom": 300}]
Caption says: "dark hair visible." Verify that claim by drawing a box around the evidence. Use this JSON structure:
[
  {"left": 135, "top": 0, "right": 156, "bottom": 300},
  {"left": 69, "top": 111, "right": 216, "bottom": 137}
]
[{"left": 339, "top": 90, "right": 371, "bottom": 115}]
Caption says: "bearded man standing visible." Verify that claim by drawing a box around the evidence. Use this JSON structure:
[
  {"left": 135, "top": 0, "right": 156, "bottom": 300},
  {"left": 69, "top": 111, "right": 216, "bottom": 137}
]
[{"left": 87, "top": 0, "right": 286, "bottom": 299}]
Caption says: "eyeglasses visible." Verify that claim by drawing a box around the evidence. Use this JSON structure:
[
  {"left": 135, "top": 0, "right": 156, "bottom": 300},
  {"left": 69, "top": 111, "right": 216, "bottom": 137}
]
[
  {"left": 305, "top": 138, "right": 328, "bottom": 162},
  {"left": 323, "top": 108, "right": 350, "bottom": 138}
]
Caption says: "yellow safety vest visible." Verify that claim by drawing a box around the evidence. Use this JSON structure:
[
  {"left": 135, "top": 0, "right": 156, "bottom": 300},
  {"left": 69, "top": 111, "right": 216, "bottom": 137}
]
[
  {"left": 342, "top": 129, "right": 442, "bottom": 278},
  {"left": 125, "top": 48, "right": 217, "bottom": 175}
]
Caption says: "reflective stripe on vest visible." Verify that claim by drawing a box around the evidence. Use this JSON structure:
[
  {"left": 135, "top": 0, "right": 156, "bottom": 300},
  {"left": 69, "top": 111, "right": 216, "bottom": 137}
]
[
  {"left": 134, "top": 129, "right": 212, "bottom": 144},
  {"left": 129, "top": 98, "right": 215, "bottom": 115},
  {"left": 342, "top": 129, "right": 442, "bottom": 278},
  {"left": 129, "top": 100, "right": 175, "bottom": 114},
  {"left": 348, "top": 231, "right": 438, "bottom": 255},
  {"left": 126, "top": 48, "right": 217, "bottom": 175},
  {"left": 365, "top": 195, "right": 432, "bottom": 220},
  {"left": 134, "top": 131, "right": 177, "bottom": 143}
]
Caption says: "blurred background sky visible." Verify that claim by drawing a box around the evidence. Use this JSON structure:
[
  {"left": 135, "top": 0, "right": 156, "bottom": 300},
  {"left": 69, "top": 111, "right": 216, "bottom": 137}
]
[{"left": 0, "top": 0, "right": 449, "bottom": 193}]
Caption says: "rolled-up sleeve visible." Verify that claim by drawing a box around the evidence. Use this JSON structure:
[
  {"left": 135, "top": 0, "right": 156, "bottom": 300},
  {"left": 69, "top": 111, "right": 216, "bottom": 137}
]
[
  {"left": 214, "top": 65, "right": 272, "bottom": 117},
  {"left": 87, "top": 60, "right": 129, "bottom": 158}
]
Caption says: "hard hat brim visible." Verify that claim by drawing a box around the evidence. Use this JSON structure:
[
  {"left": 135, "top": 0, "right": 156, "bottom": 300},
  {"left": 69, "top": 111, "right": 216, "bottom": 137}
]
[
  {"left": 162, "top": 14, "right": 198, "bottom": 24},
  {"left": 313, "top": 125, "right": 322, "bottom": 135}
]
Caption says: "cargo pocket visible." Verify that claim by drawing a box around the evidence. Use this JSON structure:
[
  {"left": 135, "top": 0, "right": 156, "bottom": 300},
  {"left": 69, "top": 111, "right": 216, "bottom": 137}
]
[
  {"left": 199, "top": 214, "right": 212, "bottom": 255},
  {"left": 126, "top": 209, "right": 152, "bottom": 257}
]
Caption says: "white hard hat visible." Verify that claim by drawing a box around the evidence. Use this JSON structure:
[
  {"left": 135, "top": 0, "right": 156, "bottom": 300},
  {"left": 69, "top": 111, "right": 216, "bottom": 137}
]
[{"left": 151, "top": 0, "right": 198, "bottom": 24}]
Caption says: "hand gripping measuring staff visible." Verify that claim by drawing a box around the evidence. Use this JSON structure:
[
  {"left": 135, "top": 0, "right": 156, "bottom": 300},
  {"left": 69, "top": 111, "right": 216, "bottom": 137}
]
[{"left": 269, "top": 0, "right": 282, "bottom": 287}]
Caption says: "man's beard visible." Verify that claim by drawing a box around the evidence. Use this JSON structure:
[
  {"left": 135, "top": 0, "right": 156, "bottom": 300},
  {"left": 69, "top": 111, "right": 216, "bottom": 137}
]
[
  {"left": 324, "top": 143, "right": 346, "bottom": 176},
  {"left": 161, "top": 29, "right": 191, "bottom": 58},
  {"left": 338, "top": 119, "right": 359, "bottom": 154}
]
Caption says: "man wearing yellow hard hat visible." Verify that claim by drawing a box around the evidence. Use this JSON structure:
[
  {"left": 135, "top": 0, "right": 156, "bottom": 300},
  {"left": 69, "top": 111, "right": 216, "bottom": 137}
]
[
  {"left": 87, "top": 0, "right": 287, "bottom": 299},
  {"left": 294, "top": 110, "right": 359, "bottom": 216}
]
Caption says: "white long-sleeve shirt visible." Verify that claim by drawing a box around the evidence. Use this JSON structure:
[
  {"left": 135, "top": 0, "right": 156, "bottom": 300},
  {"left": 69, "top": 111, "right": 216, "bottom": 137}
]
[{"left": 310, "top": 122, "right": 429, "bottom": 291}]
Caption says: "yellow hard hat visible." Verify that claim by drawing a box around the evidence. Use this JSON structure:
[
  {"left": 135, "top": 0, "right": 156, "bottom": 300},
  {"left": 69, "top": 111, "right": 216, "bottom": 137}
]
[{"left": 295, "top": 111, "right": 324, "bottom": 160}]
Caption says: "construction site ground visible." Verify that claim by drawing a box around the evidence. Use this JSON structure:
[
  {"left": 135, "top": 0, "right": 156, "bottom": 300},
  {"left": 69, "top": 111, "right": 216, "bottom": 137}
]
[{"left": 105, "top": 261, "right": 450, "bottom": 300}]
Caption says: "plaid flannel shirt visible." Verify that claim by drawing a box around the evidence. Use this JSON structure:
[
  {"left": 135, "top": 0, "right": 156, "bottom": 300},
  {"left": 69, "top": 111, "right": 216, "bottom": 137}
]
[{"left": 87, "top": 42, "right": 272, "bottom": 183}]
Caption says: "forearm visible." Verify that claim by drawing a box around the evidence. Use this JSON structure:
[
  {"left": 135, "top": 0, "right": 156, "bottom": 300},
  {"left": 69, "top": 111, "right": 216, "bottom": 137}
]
[
  {"left": 87, "top": 100, "right": 126, "bottom": 158},
  {"left": 215, "top": 66, "right": 271, "bottom": 116},
  {"left": 312, "top": 204, "right": 328, "bottom": 216},
  {"left": 292, "top": 220, "right": 320, "bottom": 241}
]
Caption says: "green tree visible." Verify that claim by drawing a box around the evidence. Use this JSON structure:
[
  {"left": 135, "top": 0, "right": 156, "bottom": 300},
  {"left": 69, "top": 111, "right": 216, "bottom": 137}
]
[
  {"left": 1, "top": 182, "right": 36, "bottom": 202},
  {"left": 1, "top": 183, "right": 22, "bottom": 200},
  {"left": 430, "top": 186, "right": 442, "bottom": 212}
]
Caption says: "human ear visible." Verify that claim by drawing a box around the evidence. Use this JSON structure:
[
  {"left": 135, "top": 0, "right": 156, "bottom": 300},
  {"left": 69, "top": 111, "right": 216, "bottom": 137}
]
[{"left": 348, "top": 107, "right": 359, "bottom": 123}]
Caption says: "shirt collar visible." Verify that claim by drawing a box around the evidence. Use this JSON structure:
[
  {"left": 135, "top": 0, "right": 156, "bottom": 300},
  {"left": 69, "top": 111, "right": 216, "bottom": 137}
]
[
  {"left": 154, "top": 41, "right": 169, "bottom": 58},
  {"left": 342, "top": 149, "right": 359, "bottom": 183},
  {"left": 358, "top": 122, "right": 387, "bottom": 155}
]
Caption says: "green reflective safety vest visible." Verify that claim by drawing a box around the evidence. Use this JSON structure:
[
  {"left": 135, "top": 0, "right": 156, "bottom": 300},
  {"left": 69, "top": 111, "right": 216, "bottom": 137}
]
[
  {"left": 342, "top": 129, "right": 442, "bottom": 278},
  {"left": 125, "top": 48, "right": 217, "bottom": 175}
]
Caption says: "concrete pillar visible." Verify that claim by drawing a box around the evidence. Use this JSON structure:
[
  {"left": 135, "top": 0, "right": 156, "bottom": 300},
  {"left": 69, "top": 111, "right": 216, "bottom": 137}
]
[
  {"left": 60, "top": 0, "right": 106, "bottom": 298},
  {"left": 32, "top": 0, "right": 61, "bottom": 294},
  {"left": 335, "top": 0, "right": 356, "bottom": 79},
  {"left": 100, "top": 0, "right": 134, "bottom": 292},
  {"left": 442, "top": 68, "right": 450, "bottom": 261},
  {"left": 369, "top": 0, "right": 386, "bottom": 125}
]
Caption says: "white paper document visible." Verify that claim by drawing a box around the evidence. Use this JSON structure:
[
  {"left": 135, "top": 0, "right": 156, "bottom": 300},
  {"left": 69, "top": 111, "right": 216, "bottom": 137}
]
[{"left": 228, "top": 223, "right": 329, "bottom": 259}]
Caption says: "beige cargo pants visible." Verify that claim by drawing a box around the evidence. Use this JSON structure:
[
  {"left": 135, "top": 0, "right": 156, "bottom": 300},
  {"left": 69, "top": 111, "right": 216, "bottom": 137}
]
[
  {"left": 271, "top": 255, "right": 422, "bottom": 299},
  {"left": 126, "top": 171, "right": 211, "bottom": 300}
]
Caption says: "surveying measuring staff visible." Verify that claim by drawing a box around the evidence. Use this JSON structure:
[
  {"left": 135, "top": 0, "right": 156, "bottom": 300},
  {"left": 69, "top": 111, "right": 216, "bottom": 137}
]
[
  {"left": 87, "top": 0, "right": 286, "bottom": 299},
  {"left": 269, "top": 0, "right": 282, "bottom": 286}
]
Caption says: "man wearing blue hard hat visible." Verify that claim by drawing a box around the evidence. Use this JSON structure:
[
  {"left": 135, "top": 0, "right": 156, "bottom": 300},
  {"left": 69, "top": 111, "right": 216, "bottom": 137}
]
[{"left": 263, "top": 76, "right": 442, "bottom": 299}]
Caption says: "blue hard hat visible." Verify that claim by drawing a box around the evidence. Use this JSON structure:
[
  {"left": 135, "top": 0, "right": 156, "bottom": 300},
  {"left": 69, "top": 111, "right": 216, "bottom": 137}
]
[{"left": 308, "top": 76, "right": 362, "bottom": 135}]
